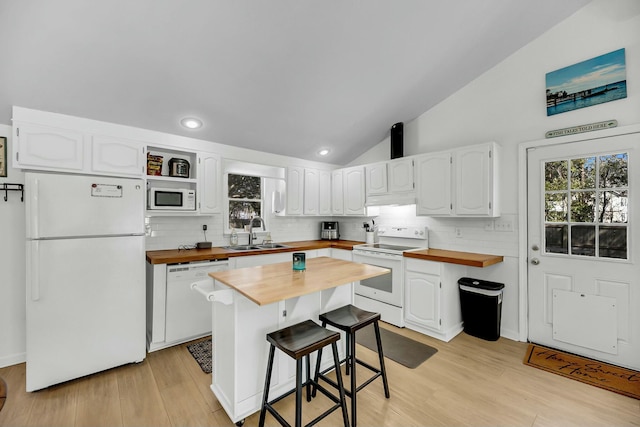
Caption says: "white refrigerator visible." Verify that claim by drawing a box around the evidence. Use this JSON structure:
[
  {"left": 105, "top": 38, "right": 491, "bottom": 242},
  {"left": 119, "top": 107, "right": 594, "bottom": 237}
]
[{"left": 25, "top": 172, "right": 146, "bottom": 392}]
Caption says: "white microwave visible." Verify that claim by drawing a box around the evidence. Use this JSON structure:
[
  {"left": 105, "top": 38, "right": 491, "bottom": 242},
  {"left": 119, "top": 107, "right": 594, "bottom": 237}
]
[{"left": 147, "top": 187, "right": 196, "bottom": 210}]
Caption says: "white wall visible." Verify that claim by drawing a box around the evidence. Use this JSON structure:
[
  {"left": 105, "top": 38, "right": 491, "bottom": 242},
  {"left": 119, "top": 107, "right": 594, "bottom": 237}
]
[
  {"left": 0, "top": 124, "right": 26, "bottom": 367},
  {"left": 350, "top": 0, "right": 640, "bottom": 340}
]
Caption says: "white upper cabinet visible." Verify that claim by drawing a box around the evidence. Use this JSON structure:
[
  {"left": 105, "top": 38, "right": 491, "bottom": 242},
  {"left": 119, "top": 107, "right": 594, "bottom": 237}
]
[
  {"left": 286, "top": 166, "right": 304, "bottom": 215},
  {"left": 303, "top": 168, "right": 319, "bottom": 215},
  {"left": 416, "top": 142, "right": 499, "bottom": 217},
  {"left": 13, "top": 123, "right": 145, "bottom": 177},
  {"left": 365, "top": 162, "right": 387, "bottom": 195},
  {"left": 331, "top": 166, "right": 365, "bottom": 216},
  {"left": 454, "top": 143, "right": 499, "bottom": 216},
  {"left": 13, "top": 123, "right": 85, "bottom": 172},
  {"left": 331, "top": 169, "right": 344, "bottom": 215},
  {"left": 415, "top": 151, "right": 452, "bottom": 216},
  {"left": 91, "top": 135, "right": 145, "bottom": 177},
  {"left": 388, "top": 158, "right": 414, "bottom": 193},
  {"left": 343, "top": 165, "right": 366, "bottom": 216},
  {"left": 198, "top": 153, "right": 221, "bottom": 214},
  {"left": 318, "top": 169, "right": 332, "bottom": 216}
]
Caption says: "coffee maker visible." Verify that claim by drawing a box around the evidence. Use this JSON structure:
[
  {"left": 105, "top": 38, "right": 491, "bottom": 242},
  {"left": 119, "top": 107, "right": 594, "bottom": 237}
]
[{"left": 320, "top": 221, "right": 339, "bottom": 240}]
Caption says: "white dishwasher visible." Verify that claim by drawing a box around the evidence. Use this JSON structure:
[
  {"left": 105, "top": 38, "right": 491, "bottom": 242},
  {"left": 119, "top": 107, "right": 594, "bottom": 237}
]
[{"left": 165, "top": 259, "right": 228, "bottom": 344}]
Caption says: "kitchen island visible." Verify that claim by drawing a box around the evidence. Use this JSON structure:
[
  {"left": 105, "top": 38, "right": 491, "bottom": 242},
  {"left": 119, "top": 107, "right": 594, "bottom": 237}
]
[{"left": 200, "top": 256, "right": 389, "bottom": 425}]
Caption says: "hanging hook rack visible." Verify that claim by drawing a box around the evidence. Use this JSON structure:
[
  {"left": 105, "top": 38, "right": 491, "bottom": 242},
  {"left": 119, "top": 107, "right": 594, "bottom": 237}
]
[{"left": 2, "top": 183, "right": 24, "bottom": 202}]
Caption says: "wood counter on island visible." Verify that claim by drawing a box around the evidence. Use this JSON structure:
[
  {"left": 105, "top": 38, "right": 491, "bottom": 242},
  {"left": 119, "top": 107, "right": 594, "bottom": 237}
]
[
  {"left": 203, "top": 256, "right": 390, "bottom": 425},
  {"left": 209, "top": 256, "right": 390, "bottom": 306}
]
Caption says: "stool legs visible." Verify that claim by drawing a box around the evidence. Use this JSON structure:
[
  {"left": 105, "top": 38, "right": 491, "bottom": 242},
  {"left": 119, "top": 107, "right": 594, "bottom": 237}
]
[
  {"left": 331, "top": 341, "right": 350, "bottom": 427},
  {"left": 259, "top": 338, "right": 349, "bottom": 427},
  {"left": 258, "top": 345, "right": 276, "bottom": 427},
  {"left": 373, "top": 322, "right": 390, "bottom": 398}
]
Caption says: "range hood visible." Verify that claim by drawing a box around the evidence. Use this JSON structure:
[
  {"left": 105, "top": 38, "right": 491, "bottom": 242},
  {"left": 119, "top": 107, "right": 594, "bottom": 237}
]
[{"left": 365, "top": 192, "right": 416, "bottom": 207}]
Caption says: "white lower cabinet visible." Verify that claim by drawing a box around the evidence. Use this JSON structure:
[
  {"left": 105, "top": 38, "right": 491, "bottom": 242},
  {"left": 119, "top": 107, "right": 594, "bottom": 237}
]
[{"left": 404, "top": 258, "right": 467, "bottom": 342}]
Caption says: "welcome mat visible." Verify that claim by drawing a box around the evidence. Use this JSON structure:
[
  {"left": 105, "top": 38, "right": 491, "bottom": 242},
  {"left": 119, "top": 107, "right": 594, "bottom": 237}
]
[
  {"left": 524, "top": 344, "right": 640, "bottom": 400},
  {"left": 0, "top": 377, "right": 6, "bottom": 413},
  {"left": 187, "top": 340, "right": 212, "bottom": 374},
  {"left": 356, "top": 326, "right": 437, "bottom": 369}
]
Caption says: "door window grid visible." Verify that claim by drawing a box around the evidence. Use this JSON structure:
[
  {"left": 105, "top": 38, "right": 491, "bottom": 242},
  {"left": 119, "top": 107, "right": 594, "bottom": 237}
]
[{"left": 543, "top": 153, "right": 628, "bottom": 259}]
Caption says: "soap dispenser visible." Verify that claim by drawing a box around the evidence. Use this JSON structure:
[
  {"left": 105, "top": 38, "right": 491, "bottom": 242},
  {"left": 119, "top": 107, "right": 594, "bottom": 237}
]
[{"left": 230, "top": 229, "right": 238, "bottom": 246}]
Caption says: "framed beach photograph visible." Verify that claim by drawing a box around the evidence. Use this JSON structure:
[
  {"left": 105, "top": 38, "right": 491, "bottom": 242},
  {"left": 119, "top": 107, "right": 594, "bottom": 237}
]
[
  {"left": 546, "top": 48, "right": 627, "bottom": 116},
  {"left": 0, "top": 136, "right": 6, "bottom": 177}
]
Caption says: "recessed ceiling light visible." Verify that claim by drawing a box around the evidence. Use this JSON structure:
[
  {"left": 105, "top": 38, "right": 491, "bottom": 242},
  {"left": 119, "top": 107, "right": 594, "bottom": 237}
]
[
  {"left": 180, "top": 117, "right": 203, "bottom": 129},
  {"left": 318, "top": 148, "right": 330, "bottom": 156}
]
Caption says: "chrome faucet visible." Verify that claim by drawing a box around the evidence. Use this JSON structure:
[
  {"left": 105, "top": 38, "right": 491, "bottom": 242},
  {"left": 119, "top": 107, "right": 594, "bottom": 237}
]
[{"left": 248, "top": 216, "right": 265, "bottom": 245}]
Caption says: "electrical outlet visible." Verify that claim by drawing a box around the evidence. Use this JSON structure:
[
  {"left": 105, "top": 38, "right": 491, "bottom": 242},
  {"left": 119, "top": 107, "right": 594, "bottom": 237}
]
[
  {"left": 455, "top": 227, "right": 463, "bottom": 238},
  {"left": 202, "top": 224, "right": 207, "bottom": 231},
  {"left": 494, "top": 218, "right": 513, "bottom": 232},
  {"left": 484, "top": 221, "right": 494, "bottom": 231}
]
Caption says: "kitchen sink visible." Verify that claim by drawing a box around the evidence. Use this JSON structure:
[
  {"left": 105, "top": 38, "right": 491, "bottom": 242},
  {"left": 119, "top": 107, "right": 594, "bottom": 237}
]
[
  {"left": 223, "top": 245, "right": 262, "bottom": 251},
  {"left": 223, "top": 243, "right": 290, "bottom": 251},
  {"left": 256, "top": 243, "right": 290, "bottom": 249}
]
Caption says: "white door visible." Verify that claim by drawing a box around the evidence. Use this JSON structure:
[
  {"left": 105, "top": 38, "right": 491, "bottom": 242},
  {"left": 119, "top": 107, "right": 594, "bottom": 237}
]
[{"left": 527, "top": 132, "right": 640, "bottom": 370}]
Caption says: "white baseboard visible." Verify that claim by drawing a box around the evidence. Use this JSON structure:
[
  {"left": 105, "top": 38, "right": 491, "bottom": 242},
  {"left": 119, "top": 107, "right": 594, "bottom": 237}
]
[{"left": 0, "top": 352, "right": 26, "bottom": 368}]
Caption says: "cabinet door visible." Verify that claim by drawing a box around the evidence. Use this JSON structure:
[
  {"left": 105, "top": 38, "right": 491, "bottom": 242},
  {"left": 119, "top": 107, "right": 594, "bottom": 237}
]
[
  {"left": 318, "top": 169, "right": 332, "bottom": 215},
  {"left": 415, "top": 151, "right": 452, "bottom": 215},
  {"left": 15, "top": 123, "right": 85, "bottom": 172},
  {"left": 198, "top": 153, "right": 221, "bottom": 214},
  {"left": 286, "top": 166, "right": 304, "bottom": 215},
  {"left": 388, "top": 158, "right": 414, "bottom": 193},
  {"left": 343, "top": 166, "right": 365, "bottom": 216},
  {"left": 455, "top": 143, "right": 494, "bottom": 216},
  {"left": 303, "top": 168, "right": 319, "bottom": 215},
  {"left": 331, "top": 170, "right": 344, "bottom": 215},
  {"left": 405, "top": 271, "right": 441, "bottom": 330},
  {"left": 366, "top": 162, "right": 387, "bottom": 195},
  {"left": 91, "top": 135, "right": 144, "bottom": 176}
]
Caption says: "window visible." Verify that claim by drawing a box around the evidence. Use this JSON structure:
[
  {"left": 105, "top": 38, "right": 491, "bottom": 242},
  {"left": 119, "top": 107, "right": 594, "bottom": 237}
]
[
  {"left": 544, "top": 152, "right": 628, "bottom": 259},
  {"left": 227, "top": 174, "right": 262, "bottom": 230}
]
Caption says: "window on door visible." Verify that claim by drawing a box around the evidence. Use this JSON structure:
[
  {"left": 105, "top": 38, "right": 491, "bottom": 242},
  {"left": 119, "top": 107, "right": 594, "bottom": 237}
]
[
  {"left": 227, "top": 174, "right": 263, "bottom": 231},
  {"left": 544, "top": 152, "right": 628, "bottom": 259}
]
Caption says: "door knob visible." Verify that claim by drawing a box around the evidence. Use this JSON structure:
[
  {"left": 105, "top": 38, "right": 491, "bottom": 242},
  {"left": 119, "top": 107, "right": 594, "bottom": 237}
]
[{"left": 531, "top": 258, "right": 540, "bottom": 265}]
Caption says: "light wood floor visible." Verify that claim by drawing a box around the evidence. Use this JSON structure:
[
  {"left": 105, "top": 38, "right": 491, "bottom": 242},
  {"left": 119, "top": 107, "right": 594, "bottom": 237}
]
[{"left": 0, "top": 323, "right": 638, "bottom": 427}]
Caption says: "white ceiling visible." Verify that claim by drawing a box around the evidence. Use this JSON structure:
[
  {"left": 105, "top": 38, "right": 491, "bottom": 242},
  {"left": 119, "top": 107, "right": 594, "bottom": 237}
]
[{"left": 0, "top": 0, "right": 589, "bottom": 164}]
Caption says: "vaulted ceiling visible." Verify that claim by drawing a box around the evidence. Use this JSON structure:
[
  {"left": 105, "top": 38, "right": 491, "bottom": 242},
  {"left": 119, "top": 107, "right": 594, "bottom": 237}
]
[{"left": 0, "top": 0, "right": 590, "bottom": 164}]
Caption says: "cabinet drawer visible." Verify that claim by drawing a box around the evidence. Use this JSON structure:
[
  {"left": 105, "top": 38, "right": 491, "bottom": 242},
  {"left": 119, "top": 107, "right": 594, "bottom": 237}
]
[{"left": 405, "top": 258, "right": 441, "bottom": 275}]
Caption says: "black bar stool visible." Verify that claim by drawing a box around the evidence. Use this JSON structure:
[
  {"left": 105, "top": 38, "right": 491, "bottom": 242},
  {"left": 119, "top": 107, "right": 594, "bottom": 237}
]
[
  {"left": 258, "top": 319, "right": 349, "bottom": 427},
  {"left": 313, "top": 305, "right": 390, "bottom": 427}
]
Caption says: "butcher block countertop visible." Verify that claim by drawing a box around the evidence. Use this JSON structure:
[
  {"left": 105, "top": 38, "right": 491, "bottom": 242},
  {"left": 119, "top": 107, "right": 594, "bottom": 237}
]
[
  {"left": 146, "top": 239, "right": 502, "bottom": 268},
  {"left": 145, "top": 239, "right": 363, "bottom": 264},
  {"left": 404, "top": 248, "right": 503, "bottom": 268},
  {"left": 209, "top": 256, "right": 390, "bottom": 306}
]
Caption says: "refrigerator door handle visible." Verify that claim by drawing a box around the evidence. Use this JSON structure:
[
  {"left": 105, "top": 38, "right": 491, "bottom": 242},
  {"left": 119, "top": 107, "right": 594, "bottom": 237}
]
[
  {"left": 31, "top": 241, "right": 40, "bottom": 301},
  {"left": 30, "top": 177, "right": 40, "bottom": 239}
]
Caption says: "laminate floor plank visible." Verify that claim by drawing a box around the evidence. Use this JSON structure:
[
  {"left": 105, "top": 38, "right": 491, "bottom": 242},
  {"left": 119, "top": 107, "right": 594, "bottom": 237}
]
[
  {"left": 115, "top": 361, "right": 171, "bottom": 427},
  {"left": 74, "top": 368, "right": 123, "bottom": 427},
  {"left": 0, "top": 325, "right": 638, "bottom": 427}
]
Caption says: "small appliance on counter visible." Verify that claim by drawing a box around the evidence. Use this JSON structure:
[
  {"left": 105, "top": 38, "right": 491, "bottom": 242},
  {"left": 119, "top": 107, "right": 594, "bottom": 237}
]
[
  {"left": 320, "top": 221, "right": 339, "bottom": 240},
  {"left": 168, "top": 158, "right": 190, "bottom": 178}
]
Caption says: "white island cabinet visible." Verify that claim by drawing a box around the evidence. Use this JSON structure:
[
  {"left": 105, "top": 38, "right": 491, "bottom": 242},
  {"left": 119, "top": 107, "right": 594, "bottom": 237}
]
[{"left": 201, "top": 257, "right": 388, "bottom": 425}]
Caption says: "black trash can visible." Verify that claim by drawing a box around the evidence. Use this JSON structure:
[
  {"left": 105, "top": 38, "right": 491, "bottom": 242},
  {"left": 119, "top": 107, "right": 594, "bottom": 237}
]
[{"left": 458, "top": 277, "right": 505, "bottom": 341}]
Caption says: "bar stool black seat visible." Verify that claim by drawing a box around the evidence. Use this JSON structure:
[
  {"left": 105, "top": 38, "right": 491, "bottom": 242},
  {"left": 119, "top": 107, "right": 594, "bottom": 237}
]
[
  {"left": 259, "top": 319, "right": 349, "bottom": 427},
  {"left": 313, "top": 304, "right": 390, "bottom": 427}
]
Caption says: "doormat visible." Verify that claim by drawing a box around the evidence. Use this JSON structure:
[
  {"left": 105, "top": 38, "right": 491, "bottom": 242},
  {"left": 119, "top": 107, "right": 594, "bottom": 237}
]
[
  {"left": 524, "top": 344, "right": 640, "bottom": 400},
  {"left": 187, "top": 340, "right": 212, "bottom": 374},
  {"left": 356, "top": 326, "right": 437, "bottom": 369},
  {"left": 0, "top": 377, "right": 6, "bottom": 413}
]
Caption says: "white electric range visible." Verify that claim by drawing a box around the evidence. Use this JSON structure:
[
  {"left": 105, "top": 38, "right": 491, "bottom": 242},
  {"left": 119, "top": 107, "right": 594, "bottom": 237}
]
[{"left": 352, "top": 226, "right": 428, "bottom": 327}]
